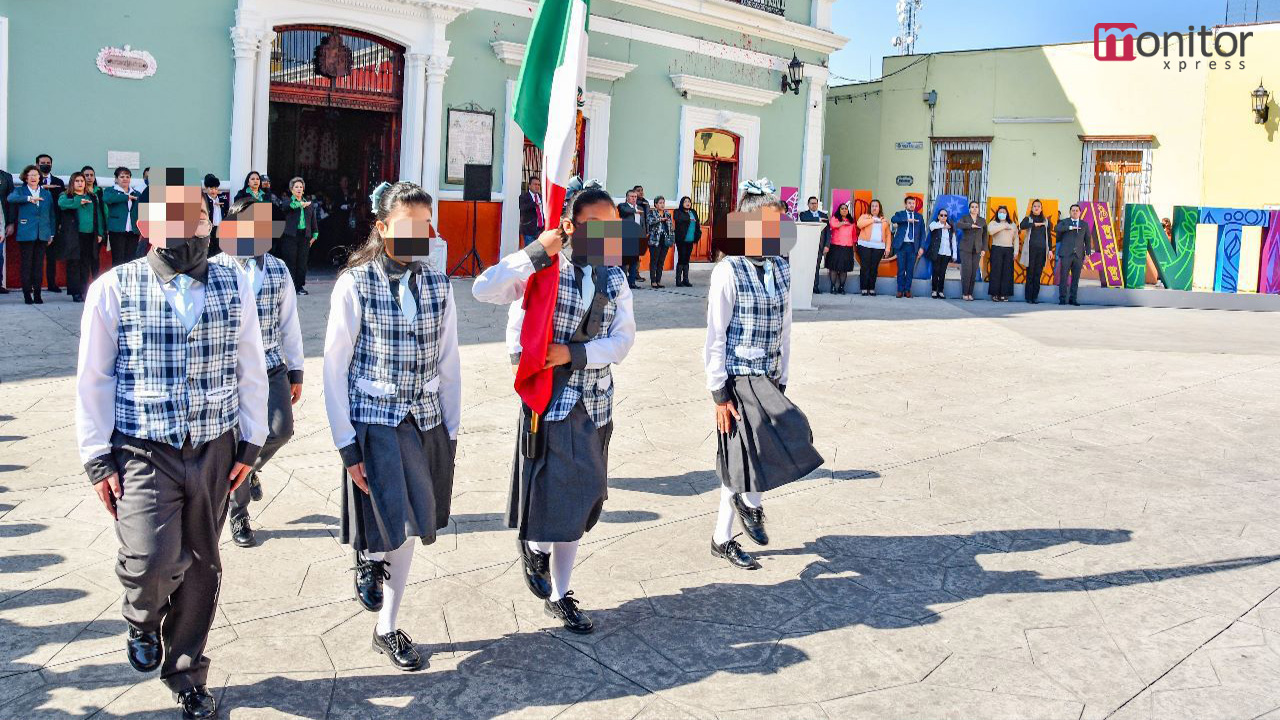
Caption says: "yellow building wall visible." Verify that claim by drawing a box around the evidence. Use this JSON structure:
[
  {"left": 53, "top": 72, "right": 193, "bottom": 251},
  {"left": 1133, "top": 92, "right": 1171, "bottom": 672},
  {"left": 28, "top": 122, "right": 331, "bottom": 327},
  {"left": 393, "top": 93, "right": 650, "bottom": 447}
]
[{"left": 1201, "top": 22, "right": 1280, "bottom": 208}]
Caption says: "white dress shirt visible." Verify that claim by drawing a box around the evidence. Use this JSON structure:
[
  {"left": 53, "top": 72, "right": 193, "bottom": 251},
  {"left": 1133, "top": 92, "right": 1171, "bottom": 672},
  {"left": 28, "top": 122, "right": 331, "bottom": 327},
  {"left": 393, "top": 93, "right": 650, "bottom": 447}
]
[
  {"left": 323, "top": 272, "right": 463, "bottom": 452},
  {"left": 474, "top": 246, "right": 636, "bottom": 368},
  {"left": 703, "top": 259, "right": 793, "bottom": 393},
  {"left": 75, "top": 267, "right": 271, "bottom": 466},
  {"left": 228, "top": 256, "right": 305, "bottom": 373}
]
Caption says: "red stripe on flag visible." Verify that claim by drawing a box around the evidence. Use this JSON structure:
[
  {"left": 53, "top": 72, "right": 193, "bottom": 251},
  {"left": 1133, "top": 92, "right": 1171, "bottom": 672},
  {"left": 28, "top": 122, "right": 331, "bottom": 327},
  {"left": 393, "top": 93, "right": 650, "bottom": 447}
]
[{"left": 514, "top": 182, "right": 567, "bottom": 414}]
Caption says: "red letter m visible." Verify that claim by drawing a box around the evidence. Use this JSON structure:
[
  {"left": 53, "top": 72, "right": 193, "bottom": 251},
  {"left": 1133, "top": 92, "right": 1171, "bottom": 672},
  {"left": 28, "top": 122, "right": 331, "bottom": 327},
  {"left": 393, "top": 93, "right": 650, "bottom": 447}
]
[{"left": 1094, "top": 23, "right": 1137, "bottom": 61}]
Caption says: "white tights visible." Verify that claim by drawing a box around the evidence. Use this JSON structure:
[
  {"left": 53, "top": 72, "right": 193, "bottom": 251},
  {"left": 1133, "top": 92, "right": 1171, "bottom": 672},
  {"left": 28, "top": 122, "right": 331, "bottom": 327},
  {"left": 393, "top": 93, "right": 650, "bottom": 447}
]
[
  {"left": 525, "top": 539, "right": 580, "bottom": 601},
  {"left": 364, "top": 540, "right": 416, "bottom": 635},
  {"left": 713, "top": 487, "right": 762, "bottom": 545}
]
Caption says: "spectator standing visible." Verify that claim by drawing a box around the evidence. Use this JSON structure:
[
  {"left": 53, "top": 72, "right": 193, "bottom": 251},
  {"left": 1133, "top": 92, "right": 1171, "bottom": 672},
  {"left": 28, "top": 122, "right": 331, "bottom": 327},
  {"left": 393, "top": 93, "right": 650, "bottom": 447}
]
[
  {"left": 672, "top": 196, "right": 699, "bottom": 287},
  {"left": 955, "top": 201, "right": 987, "bottom": 301},
  {"left": 854, "top": 199, "right": 887, "bottom": 296},
  {"left": 202, "top": 174, "right": 229, "bottom": 257},
  {"left": 56, "top": 172, "right": 100, "bottom": 302},
  {"left": 104, "top": 168, "right": 141, "bottom": 267},
  {"left": 518, "top": 174, "right": 546, "bottom": 247},
  {"left": 925, "top": 208, "right": 958, "bottom": 299},
  {"left": 647, "top": 196, "right": 675, "bottom": 289},
  {"left": 8, "top": 165, "right": 56, "bottom": 304},
  {"left": 889, "top": 196, "right": 924, "bottom": 298},
  {"left": 1055, "top": 204, "right": 1093, "bottom": 306},
  {"left": 825, "top": 202, "right": 856, "bottom": 294},
  {"left": 798, "top": 197, "right": 829, "bottom": 294},
  {"left": 1018, "top": 199, "right": 1052, "bottom": 304},
  {"left": 36, "top": 154, "right": 66, "bottom": 294},
  {"left": 277, "top": 177, "right": 318, "bottom": 295},
  {"left": 617, "top": 189, "right": 644, "bottom": 289},
  {"left": 635, "top": 186, "right": 651, "bottom": 286},
  {"left": 234, "top": 171, "right": 269, "bottom": 203},
  {"left": 0, "top": 166, "right": 14, "bottom": 294},
  {"left": 80, "top": 167, "right": 108, "bottom": 280},
  {"left": 987, "top": 206, "right": 1017, "bottom": 302}
]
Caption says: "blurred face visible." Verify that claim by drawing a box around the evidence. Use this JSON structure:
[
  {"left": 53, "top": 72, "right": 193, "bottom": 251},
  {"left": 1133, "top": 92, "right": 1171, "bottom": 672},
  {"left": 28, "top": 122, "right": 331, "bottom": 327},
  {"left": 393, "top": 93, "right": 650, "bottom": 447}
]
[
  {"left": 567, "top": 200, "right": 632, "bottom": 267},
  {"left": 116, "top": 170, "right": 132, "bottom": 188},
  {"left": 970, "top": 202, "right": 979, "bottom": 215},
  {"left": 655, "top": 198, "right": 665, "bottom": 211},
  {"left": 682, "top": 198, "right": 692, "bottom": 210},
  {"left": 938, "top": 210, "right": 949, "bottom": 223},
  {"left": 378, "top": 203, "right": 435, "bottom": 262},
  {"left": 23, "top": 169, "right": 39, "bottom": 187},
  {"left": 1070, "top": 206, "right": 1081, "bottom": 220},
  {"left": 205, "top": 184, "right": 220, "bottom": 197},
  {"left": 626, "top": 190, "right": 637, "bottom": 205},
  {"left": 635, "top": 187, "right": 644, "bottom": 199},
  {"left": 1031, "top": 201, "right": 1042, "bottom": 215},
  {"left": 71, "top": 176, "right": 86, "bottom": 194},
  {"left": 218, "top": 202, "right": 281, "bottom": 257},
  {"left": 529, "top": 177, "right": 541, "bottom": 195},
  {"left": 248, "top": 173, "right": 261, "bottom": 191},
  {"left": 139, "top": 169, "right": 211, "bottom": 247},
  {"left": 869, "top": 201, "right": 881, "bottom": 216},
  {"left": 724, "top": 207, "right": 797, "bottom": 257},
  {"left": 291, "top": 180, "right": 304, "bottom": 198},
  {"left": 37, "top": 156, "right": 52, "bottom": 173},
  {"left": 906, "top": 198, "right": 917, "bottom": 212},
  {"left": 84, "top": 169, "right": 97, "bottom": 187},
  {"left": 808, "top": 198, "right": 819, "bottom": 211}
]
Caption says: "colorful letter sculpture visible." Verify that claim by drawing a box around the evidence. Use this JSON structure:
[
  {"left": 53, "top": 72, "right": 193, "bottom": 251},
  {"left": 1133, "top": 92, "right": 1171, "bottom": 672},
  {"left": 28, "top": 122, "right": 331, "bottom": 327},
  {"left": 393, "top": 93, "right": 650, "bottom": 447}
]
[
  {"left": 922, "top": 194, "right": 969, "bottom": 282},
  {"left": 781, "top": 186, "right": 800, "bottom": 220},
  {"left": 1199, "top": 208, "right": 1270, "bottom": 294},
  {"left": 1122, "top": 204, "right": 1197, "bottom": 291},
  {"left": 1262, "top": 211, "right": 1280, "bottom": 294},
  {"left": 1079, "top": 202, "right": 1124, "bottom": 288}
]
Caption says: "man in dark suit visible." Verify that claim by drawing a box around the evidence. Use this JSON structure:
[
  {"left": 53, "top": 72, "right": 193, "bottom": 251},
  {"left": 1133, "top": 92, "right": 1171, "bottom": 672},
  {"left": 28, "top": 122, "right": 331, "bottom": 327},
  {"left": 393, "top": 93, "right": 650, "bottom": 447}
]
[
  {"left": 0, "top": 167, "right": 12, "bottom": 293},
  {"left": 202, "top": 174, "right": 230, "bottom": 257},
  {"left": 36, "top": 154, "right": 66, "bottom": 293},
  {"left": 798, "top": 196, "right": 829, "bottom": 294},
  {"left": 518, "top": 174, "right": 546, "bottom": 247},
  {"left": 1054, "top": 203, "right": 1094, "bottom": 306},
  {"left": 617, "top": 189, "right": 644, "bottom": 289}
]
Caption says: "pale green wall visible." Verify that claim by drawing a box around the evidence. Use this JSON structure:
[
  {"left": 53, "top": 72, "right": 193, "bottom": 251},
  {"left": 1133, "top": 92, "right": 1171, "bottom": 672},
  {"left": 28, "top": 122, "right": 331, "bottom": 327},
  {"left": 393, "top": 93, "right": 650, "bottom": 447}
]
[
  {"left": 824, "top": 80, "right": 881, "bottom": 196},
  {"left": 4, "top": 0, "right": 237, "bottom": 177}
]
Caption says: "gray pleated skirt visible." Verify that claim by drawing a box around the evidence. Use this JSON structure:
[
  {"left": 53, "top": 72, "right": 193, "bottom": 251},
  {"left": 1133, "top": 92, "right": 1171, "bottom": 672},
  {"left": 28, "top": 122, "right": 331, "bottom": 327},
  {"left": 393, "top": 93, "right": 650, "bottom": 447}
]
[
  {"left": 717, "top": 375, "right": 825, "bottom": 493},
  {"left": 340, "top": 419, "right": 455, "bottom": 554},
  {"left": 507, "top": 403, "right": 613, "bottom": 543}
]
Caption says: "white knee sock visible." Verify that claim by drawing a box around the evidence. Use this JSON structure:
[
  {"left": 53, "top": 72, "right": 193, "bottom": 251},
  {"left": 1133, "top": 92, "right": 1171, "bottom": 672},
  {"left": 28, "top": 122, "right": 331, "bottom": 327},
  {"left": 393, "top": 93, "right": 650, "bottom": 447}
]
[
  {"left": 526, "top": 540, "right": 553, "bottom": 555},
  {"left": 713, "top": 488, "right": 765, "bottom": 545},
  {"left": 376, "top": 540, "right": 415, "bottom": 635},
  {"left": 548, "top": 540, "right": 579, "bottom": 602},
  {"left": 713, "top": 487, "right": 737, "bottom": 545},
  {"left": 363, "top": 550, "right": 385, "bottom": 562}
]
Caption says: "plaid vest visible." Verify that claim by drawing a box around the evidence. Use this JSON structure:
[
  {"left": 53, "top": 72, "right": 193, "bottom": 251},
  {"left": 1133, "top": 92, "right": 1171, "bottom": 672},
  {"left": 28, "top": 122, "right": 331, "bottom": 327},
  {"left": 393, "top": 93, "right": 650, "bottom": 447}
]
[
  {"left": 209, "top": 253, "right": 290, "bottom": 369},
  {"left": 725, "top": 256, "right": 789, "bottom": 379},
  {"left": 346, "top": 262, "right": 449, "bottom": 430},
  {"left": 545, "top": 261, "right": 626, "bottom": 427},
  {"left": 114, "top": 259, "right": 244, "bottom": 448}
]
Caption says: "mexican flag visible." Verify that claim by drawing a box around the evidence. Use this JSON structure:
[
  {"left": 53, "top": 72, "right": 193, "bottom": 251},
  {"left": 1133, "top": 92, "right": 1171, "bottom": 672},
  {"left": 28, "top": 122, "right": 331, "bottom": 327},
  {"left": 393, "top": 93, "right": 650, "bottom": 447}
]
[{"left": 512, "top": 0, "right": 590, "bottom": 415}]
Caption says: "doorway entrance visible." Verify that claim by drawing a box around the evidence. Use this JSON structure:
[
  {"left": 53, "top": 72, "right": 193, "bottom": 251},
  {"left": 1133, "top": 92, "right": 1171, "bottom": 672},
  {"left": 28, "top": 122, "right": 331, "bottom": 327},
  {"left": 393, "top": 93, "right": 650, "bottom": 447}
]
[
  {"left": 690, "top": 128, "right": 740, "bottom": 261},
  {"left": 267, "top": 25, "right": 404, "bottom": 267}
]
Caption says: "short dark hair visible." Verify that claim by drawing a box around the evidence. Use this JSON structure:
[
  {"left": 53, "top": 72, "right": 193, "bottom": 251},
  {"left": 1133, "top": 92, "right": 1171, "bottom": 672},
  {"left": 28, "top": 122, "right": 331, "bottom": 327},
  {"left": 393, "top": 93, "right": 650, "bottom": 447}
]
[
  {"left": 227, "top": 195, "right": 258, "bottom": 217},
  {"left": 1070, "top": 203, "right": 1081, "bottom": 211},
  {"left": 204, "top": 173, "right": 221, "bottom": 189},
  {"left": 527, "top": 174, "right": 540, "bottom": 182},
  {"left": 35, "top": 153, "right": 52, "bottom": 163},
  {"left": 807, "top": 196, "right": 819, "bottom": 203},
  {"left": 566, "top": 188, "right": 615, "bottom": 222},
  {"left": 114, "top": 166, "right": 131, "bottom": 178},
  {"left": 81, "top": 165, "right": 95, "bottom": 173},
  {"left": 19, "top": 165, "right": 40, "bottom": 182},
  {"left": 905, "top": 196, "right": 917, "bottom": 206}
]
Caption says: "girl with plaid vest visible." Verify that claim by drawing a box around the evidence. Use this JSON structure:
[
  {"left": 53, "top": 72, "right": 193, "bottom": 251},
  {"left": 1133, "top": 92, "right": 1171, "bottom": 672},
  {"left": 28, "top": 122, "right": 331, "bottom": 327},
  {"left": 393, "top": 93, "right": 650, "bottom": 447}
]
[
  {"left": 75, "top": 176, "right": 269, "bottom": 720},
  {"left": 472, "top": 185, "right": 636, "bottom": 635},
  {"left": 210, "top": 197, "right": 306, "bottom": 549},
  {"left": 323, "top": 181, "right": 461, "bottom": 672},
  {"left": 704, "top": 180, "right": 824, "bottom": 571}
]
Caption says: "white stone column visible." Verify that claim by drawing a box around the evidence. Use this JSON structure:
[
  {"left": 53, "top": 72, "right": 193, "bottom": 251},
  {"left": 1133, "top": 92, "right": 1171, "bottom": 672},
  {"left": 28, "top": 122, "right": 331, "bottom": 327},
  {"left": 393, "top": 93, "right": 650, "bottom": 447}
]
[
  {"left": 499, "top": 79, "right": 523, "bottom": 258},
  {"left": 421, "top": 54, "right": 453, "bottom": 200},
  {"left": 400, "top": 53, "right": 429, "bottom": 183},
  {"left": 229, "top": 26, "right": 262, "bottom": 187},
  {"left": 0, "top": 16, "right": 9, "bottom": 173},
  {"left": 799, "top": 66, "right": 829, "bottom": 208},
  {"left": 250, "top": 30, "right": 275, "bottom": 175}
]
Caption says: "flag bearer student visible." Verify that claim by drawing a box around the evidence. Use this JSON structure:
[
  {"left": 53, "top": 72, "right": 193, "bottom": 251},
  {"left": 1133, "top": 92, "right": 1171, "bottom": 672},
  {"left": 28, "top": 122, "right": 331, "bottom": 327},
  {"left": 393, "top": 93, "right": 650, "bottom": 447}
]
[
  {"left": 74, "top": 168, "right": 269, "bottom": 720},
  {"left": 322, "top": 181, "right": 461, "bottom": 672},
  {"left": 209, "top": 197, "right": 304, "bottom": 548},
  {"left": 472, "top": 181, "right": 636, "bottom": 634},
  {"left": 705, "top": 179, "right": 824, "bottom": 570}
]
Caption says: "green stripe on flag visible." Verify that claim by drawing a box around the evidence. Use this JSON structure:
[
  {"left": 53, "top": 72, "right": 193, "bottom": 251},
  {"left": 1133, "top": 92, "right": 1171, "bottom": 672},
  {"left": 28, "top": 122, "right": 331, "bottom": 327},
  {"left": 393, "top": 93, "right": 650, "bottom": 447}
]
[{"left": 513, "top": 0, "right": 589, "bottom": 150}]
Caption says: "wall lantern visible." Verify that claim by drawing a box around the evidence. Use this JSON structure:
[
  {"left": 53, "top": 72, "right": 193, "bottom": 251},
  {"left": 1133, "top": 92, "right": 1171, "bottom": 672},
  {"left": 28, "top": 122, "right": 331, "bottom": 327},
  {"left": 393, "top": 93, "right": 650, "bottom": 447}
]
[
  {"left": 781, "top": 53, "right": 805, "bottom": 95},
  {"left": 1252, "top": 81, "right": 1270, "bottom": 124}
]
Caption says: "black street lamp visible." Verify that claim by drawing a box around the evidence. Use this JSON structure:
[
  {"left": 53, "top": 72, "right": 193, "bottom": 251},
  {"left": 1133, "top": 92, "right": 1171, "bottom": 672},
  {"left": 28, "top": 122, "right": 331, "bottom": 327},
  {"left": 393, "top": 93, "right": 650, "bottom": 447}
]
[
  {"left": 780, "top": 53, "right": 805, "bottom": 95},
  {"left": 1252, "top": 81, "right": 1270, "bottom": 124}
]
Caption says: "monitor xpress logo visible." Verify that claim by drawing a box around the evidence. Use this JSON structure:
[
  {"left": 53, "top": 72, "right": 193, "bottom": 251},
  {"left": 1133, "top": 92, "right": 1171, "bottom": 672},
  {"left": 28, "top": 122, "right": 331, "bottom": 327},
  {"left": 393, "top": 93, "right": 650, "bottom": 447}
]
[{"left": 1094, "top": 24, "right": 1252, "bottom": 71}]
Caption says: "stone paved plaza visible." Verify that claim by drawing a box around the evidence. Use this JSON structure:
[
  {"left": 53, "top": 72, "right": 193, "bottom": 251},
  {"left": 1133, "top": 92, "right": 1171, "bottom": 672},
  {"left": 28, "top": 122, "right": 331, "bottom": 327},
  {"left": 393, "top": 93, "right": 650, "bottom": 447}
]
[{"left": 3, "top": 266, "right": 1280, "bottom": 719}]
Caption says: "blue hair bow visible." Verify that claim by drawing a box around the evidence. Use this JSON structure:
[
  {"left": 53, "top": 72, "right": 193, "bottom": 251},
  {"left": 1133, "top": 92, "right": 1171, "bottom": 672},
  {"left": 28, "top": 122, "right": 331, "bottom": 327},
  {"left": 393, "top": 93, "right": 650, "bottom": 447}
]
[
  {"left": 369, "top": 181, "right": 392, "bottom": 207},
  {"left": 739, "top": 177, "right": 776, "bottom": 196}
]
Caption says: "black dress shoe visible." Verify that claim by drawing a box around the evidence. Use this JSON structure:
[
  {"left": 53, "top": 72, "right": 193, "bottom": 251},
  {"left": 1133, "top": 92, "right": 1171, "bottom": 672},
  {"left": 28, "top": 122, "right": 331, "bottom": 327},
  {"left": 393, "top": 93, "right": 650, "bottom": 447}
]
[
  {"left": 711, "top": 536, "right": 761, "bottom": 570},
  {"left": 296, "top": 287, "right": 309, "bottom": 295},
  {"left": 126, "top": 625, "right": 162, "bottom": 672},
  {"left": 1069, "top": 300, "right": 1081, "bottom": 306},
  {"left": 0, "top": 286, "right": 8, "bottom": 294},
  {"left": 353, "top": 554, "right": 389, "bottom": 612},
  {"left": 517, "top": 539, "right": 552, "bottom": 599},
  {"left": 373, "top": 628, "right": 425, "bottom": 671},
  {"left": 33, "top": 296, "right": 43, "bottom": 304},
  {"left": 1059, "top": 300, "right": 1067, "bottom": 305},
  {"left": 544, "top": 591, "right": 593, "bottom": 634},
  {"left": 174, "top": 686, "right": 217, "bottom": 719},
  {"left": 47, "top": 287, "right": 62, "bottom": 294},
  {"left": 248, "top": 473, "right": 263, "bottom": 502},
  {"left": 731, "top": 494, "right": 769, "bottom": 546},
  {"left": 231, "top": 518, "right": 256, "bottom": 548}
]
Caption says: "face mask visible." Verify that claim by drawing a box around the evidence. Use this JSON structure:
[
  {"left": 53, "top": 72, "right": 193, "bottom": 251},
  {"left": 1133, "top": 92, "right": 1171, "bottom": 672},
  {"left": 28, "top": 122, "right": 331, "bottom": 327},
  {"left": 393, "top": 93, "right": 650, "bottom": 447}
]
[
  {"left": 153, "top": 236, "right": 210, "bottom": 276},
  {"left": 38, "top": 163, "right": 52, "bottom": 174},
  {"left": 997, "top": 212, "right": 1007, "bottom": 221}
]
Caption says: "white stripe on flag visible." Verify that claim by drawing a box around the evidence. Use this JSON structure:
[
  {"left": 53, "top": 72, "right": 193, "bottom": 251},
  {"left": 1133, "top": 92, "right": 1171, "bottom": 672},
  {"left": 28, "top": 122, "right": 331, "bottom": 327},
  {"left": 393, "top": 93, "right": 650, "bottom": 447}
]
[{"left": 542, "top": 0, "right": 589, "bottom": 189}]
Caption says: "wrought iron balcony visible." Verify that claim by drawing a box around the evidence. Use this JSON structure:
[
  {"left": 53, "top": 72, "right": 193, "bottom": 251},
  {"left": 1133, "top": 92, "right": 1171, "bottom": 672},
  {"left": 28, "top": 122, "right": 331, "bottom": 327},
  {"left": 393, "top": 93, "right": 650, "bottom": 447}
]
[{"left": 733, "top": 0, "right": 785, "bottom": 16}]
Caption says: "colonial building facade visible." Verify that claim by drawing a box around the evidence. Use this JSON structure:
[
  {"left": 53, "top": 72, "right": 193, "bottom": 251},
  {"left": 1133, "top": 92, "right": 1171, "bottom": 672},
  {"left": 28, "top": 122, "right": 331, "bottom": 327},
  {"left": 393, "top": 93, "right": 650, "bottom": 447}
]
[{"left": 1, "top": 0, "right": 845, "bottom": 272}]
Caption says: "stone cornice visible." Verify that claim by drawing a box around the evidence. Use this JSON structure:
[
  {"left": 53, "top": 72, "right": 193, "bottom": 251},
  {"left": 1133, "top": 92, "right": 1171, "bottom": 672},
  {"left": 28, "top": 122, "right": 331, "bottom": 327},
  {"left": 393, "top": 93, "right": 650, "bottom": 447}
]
[
  {"left": 490, "top": 41, "right": 638, "bottom": 82},
  {"left": 670, "top": 74, "right": 782, "bottom": 107}
]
